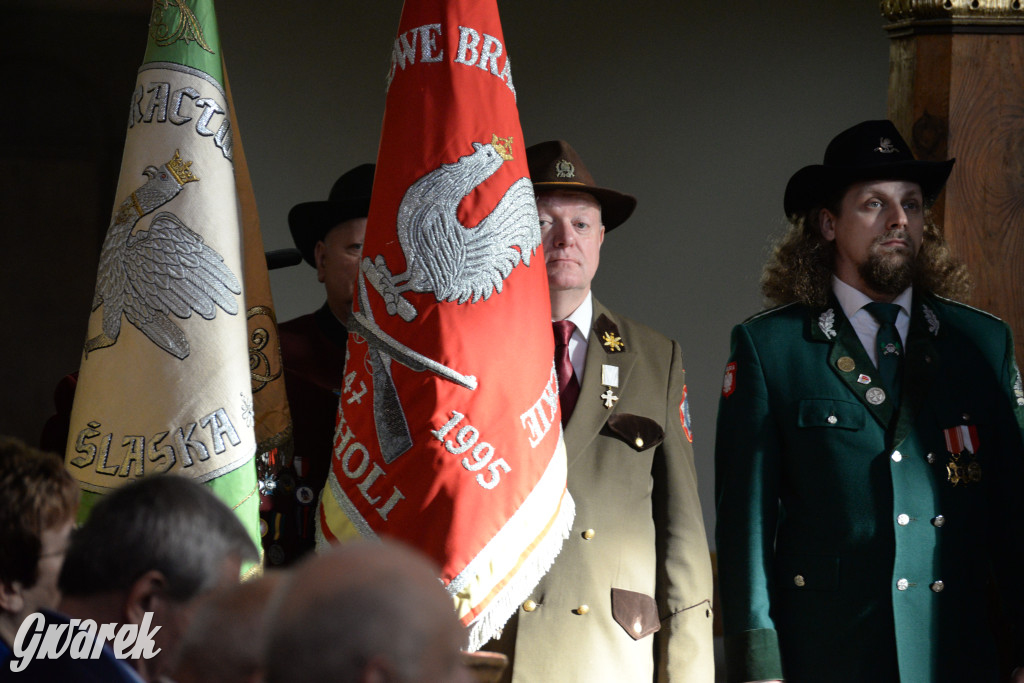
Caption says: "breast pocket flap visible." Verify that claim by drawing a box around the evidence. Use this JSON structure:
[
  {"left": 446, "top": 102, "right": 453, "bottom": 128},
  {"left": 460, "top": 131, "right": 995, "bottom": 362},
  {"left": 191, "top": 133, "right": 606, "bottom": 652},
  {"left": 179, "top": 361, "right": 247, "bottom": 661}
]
[
  {"left": 605, "top": 414, "right": 664, "bottom": 452},
  {"left": 797, "top": 398, "right": 866, "bottom": 431}
]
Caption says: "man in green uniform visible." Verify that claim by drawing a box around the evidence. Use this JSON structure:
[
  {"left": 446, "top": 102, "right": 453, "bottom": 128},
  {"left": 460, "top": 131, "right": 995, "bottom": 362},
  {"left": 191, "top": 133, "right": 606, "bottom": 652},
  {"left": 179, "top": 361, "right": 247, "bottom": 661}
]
[{"left": 715, "top": 119, "right": 1024, "bottom": 682}]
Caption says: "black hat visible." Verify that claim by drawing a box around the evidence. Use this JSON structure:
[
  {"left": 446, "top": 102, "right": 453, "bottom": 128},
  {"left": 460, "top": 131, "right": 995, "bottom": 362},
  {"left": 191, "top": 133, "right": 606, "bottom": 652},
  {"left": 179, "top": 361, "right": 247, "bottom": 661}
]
[
  {"left": 288, "top": 163, "right": 375, "bottom": 266},
  {"left": 526, "top": 140, "right": 637, "bottom": 231},
  {"left": 783, "top": 120, "right": 954, "bottom": 217}
]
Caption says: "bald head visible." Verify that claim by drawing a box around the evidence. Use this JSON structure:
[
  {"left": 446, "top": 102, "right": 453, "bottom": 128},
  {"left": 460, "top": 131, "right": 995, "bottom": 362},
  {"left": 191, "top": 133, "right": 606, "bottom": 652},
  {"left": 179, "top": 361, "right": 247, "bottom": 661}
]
[{"left": 265, "top": 540, "right": 470, "bottom": 683}]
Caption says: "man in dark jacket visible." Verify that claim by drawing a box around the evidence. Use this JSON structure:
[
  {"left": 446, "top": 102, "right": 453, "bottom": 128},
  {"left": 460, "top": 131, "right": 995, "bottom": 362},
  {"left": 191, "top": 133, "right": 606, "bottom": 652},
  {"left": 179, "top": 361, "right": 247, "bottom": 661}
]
[
  {"left": 7, "top": 475, "right": 256, "bottom": 682},
  {"left": 263, "top": 164, "right": 374, "bottom": 566}
]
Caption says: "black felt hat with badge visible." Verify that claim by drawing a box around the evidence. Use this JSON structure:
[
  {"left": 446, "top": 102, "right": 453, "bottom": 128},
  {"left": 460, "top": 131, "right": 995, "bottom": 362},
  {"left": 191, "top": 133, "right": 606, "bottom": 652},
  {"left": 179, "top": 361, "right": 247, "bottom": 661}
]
[
  {"left": 288, "top": 163, "right": 375, "bottom": 266},
  {"left": 783, "top": 120, "right": 954, "bottom": 217},
  {"left": 526, "top": 140, "right": 637, "bottom": 232}
]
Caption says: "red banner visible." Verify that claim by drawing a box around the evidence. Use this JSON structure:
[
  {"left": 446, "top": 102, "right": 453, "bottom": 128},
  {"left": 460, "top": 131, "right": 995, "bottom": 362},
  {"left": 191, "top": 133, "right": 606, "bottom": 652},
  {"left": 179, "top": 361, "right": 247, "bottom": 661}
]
[{"left": 317, "top": 0, "right": 573, "bottom": 649}]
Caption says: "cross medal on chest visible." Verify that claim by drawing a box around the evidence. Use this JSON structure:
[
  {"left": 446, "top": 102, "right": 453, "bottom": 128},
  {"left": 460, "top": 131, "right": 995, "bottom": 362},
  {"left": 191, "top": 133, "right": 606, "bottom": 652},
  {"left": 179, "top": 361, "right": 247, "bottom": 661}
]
[
  {"left": 943, "top": 424, "right": 981, "bottom": 486},
  {"left": 601, "top": 364, "right": 619, "bottom": 408}
]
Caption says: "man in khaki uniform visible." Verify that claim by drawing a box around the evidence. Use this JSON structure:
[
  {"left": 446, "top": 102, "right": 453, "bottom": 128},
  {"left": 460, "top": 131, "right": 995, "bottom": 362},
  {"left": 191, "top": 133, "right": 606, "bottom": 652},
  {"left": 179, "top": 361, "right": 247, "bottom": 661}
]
[{"left": 487, "top": 140, "right": 714, "bottom": 682}]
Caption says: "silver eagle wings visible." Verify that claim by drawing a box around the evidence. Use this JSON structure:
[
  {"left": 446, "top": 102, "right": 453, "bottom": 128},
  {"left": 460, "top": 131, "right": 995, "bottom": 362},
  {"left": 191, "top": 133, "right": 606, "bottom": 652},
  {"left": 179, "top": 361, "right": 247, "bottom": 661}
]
[
  {"left": 85, "top": 150, "right": 241, "bottom": 360},
  {"left": 364, "top": 136, "right": 540, "bottom": 322}
]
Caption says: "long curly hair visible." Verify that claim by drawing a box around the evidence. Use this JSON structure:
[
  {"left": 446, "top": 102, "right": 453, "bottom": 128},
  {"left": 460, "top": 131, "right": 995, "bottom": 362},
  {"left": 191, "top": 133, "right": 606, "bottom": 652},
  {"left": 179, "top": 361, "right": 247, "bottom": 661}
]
[{"left": 761, "top": 203, "right": 971, "bottom": 308}]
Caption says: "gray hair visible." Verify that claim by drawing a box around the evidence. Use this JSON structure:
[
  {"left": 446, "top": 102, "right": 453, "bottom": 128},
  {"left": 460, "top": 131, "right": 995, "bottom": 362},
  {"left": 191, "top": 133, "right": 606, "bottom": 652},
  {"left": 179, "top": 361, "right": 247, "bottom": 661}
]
[
  {"left": 265, "top": 540, "right": 467, "bottom": 683},
  {"left": 59, "top": 475, "right": 258, "bottom": 601}
]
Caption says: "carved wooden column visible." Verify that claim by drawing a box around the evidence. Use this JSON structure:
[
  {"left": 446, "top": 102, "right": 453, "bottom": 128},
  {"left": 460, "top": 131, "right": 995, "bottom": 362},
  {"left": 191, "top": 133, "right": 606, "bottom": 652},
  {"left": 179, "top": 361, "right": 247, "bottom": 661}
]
[{"left": 883, "top": 0, "right": 1024, "bottom": 363}]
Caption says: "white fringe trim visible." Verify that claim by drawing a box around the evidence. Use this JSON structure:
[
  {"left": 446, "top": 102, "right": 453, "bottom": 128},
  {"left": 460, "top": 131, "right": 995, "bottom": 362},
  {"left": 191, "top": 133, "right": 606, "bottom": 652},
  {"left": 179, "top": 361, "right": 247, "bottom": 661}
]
[{"left": 464, "top": 489, "right": 575, "bottom": 652}]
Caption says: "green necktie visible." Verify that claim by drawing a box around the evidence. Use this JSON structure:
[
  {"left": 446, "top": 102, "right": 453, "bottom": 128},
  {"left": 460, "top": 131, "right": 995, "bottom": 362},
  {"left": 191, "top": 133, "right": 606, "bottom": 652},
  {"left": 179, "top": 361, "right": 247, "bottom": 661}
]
[{"left": 864, "top": 301, "right": 903, "bottom": 403}]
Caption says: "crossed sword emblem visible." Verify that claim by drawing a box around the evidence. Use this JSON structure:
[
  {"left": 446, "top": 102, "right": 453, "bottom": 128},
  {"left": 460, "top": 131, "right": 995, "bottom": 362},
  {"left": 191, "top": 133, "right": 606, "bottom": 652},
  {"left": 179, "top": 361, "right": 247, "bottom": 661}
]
[{"left": 347, "top": 262, "right": 477, "bottom": 464}]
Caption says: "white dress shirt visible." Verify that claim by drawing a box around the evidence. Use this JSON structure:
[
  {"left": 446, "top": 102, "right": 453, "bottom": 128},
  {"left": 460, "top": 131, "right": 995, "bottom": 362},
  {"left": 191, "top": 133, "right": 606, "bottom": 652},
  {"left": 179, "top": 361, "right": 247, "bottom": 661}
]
[
  {"left": 832, "top": 276, "right": 912, "bottom": 368},
  {"left": 558, "top": 292, "right": 592, "bottom": 383}
]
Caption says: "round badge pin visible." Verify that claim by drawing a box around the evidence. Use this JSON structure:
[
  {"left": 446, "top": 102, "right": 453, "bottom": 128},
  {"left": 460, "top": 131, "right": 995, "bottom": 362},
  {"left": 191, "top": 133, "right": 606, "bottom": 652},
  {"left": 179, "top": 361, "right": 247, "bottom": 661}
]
[
  {"left": 296, "top": 486, "right": 315, "bottom": 505},
  {"left": 866, "top": 387, "right": 886, "bottom": 405},
  {"left": 837, "top": 356, "right": 856, "bottom": 372}
]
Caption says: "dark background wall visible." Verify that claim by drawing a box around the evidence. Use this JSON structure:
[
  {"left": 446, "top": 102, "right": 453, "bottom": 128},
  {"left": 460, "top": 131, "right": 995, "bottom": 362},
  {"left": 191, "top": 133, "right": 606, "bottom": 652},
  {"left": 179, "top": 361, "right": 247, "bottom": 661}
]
[{"left": 2, "top": 0, "right": 889, "bottom": 546}]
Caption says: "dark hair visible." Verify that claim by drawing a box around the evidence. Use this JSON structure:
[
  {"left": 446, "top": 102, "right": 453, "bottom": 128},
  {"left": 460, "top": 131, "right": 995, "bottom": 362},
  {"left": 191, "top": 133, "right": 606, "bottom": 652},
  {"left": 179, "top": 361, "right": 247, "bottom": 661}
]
[
  {"left": 761, "top": 201, "right": 971, "bottom": 308},
  {"left": 59, "top": 475, "right": 257, "bottom": 601},
  {"left": 0, "top": 436, "right": 79, "bottom": 589}
]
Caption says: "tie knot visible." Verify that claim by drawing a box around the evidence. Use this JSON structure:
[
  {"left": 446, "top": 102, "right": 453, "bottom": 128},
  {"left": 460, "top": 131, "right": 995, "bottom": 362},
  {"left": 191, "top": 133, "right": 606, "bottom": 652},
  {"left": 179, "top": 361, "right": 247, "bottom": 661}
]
[
  {"left": 553, "top": 320, "right": 575, "bottom": 346},
  {"left": 864, "top": 302, "right": 901, "bottom": 325}
]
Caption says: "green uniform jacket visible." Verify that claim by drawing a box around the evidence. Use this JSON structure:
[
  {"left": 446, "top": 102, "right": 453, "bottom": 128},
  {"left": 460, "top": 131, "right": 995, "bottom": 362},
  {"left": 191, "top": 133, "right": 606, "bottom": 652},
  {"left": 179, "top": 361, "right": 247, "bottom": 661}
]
[
  {"left": 489, "top": 299, "right": 715, "bottom": 682},
  {"left": 715, "top": 292, "right": 1024, "bottom": 683}
]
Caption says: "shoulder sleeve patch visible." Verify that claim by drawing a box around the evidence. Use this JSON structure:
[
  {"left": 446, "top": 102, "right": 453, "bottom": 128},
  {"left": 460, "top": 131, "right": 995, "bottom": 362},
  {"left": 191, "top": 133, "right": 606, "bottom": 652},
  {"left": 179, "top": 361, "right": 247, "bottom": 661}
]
[
  {"left": 680, "top": 385, "right": 693, "bottom": 442},
  {"left": 722, "top": 361, "right": 737, "bottom": 398}
]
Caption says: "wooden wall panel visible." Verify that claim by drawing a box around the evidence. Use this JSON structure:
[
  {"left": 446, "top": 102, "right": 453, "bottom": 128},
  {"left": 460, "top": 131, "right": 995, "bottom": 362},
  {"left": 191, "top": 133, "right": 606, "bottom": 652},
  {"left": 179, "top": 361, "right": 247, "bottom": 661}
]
[
  {"left": 885, "top": 4, "right": 1024, "bottom": 363},
  {"left": 946, "top": 34, "right": 1024, "bottom": 349}
]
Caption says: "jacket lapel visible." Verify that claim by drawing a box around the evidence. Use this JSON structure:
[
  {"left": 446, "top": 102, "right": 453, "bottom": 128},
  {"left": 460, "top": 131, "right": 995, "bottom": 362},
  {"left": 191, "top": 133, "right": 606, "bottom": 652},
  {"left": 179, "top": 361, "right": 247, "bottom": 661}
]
[
  {"left": 811, "top": 301, "right": 895, "bottom": 429},
  {"left": 565, "top": 299, "right": 637, "bottom": 466}
]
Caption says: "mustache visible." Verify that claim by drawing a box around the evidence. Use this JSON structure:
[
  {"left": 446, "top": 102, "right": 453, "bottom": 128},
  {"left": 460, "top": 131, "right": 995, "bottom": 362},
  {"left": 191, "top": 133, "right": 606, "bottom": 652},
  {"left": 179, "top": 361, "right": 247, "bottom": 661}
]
[{"left": 873, "top": 230, "right": 912, "bottom": 246}]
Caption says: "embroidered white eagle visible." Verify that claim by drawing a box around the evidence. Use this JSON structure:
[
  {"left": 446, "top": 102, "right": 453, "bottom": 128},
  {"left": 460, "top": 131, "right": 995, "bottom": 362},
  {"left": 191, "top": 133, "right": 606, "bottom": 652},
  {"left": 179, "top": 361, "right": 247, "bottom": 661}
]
[
  {"left": 367, "top": 139, "right": 539, "bottom": 320},
  {"left": 85, "top": 151, "right": 241, "bottom": 360}
]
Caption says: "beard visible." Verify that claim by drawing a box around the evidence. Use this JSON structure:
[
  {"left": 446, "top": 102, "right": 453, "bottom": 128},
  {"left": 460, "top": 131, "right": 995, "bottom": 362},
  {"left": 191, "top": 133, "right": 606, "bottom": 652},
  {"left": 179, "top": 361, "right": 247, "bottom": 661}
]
[{"left": 858, "top": 231, "right": 917, "bottom": 296}]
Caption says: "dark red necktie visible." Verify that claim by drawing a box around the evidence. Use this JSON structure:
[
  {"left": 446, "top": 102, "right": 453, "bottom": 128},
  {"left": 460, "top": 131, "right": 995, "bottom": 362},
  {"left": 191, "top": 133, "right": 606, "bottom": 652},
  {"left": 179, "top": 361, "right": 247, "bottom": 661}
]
[{"left": 553, "top": 320, "right": 580, "bottom": 426}]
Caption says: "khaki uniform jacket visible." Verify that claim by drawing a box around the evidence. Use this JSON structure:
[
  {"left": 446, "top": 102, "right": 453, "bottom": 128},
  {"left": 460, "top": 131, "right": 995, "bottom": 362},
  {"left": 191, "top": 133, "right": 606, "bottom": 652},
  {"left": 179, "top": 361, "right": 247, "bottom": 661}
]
[
  {"left": 715, "top": 293, "right": 1024, "bottom": 683},
  {"left": 489, "top": 298, "right": 715, "bottom": 682}
]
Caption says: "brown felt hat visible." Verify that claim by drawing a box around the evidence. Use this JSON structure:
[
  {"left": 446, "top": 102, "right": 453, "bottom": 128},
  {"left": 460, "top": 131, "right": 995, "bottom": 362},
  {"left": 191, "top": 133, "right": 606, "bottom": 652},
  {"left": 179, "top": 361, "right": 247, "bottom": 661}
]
[
  {"left": 526, "top": 140, "right": 637, "bottom": 231},
  {"left": 288, "top": 163, "right": 375, "bottom": 266},
  {"left": 784, "top": 120, "right": 954, "bottom": 217}
]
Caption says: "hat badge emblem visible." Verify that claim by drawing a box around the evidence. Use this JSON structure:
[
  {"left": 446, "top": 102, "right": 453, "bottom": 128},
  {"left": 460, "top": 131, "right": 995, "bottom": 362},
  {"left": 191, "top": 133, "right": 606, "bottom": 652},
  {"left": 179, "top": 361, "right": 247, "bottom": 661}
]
[
  {"left": 555, "top": 159, "right": 575, "bottom": 178},
  {"left": 874, "top": 137, "right": 899, "bottom": 154}
]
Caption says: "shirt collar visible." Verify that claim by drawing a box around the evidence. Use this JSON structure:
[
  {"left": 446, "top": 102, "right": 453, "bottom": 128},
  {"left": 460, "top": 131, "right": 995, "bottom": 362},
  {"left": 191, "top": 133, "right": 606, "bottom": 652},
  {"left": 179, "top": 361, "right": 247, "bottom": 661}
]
[
  {"left": 831, "top": 275, "right": 912, "bottom": 319},
  {"left": 559, "top": 291, "right": 593, "bottom": 341}
]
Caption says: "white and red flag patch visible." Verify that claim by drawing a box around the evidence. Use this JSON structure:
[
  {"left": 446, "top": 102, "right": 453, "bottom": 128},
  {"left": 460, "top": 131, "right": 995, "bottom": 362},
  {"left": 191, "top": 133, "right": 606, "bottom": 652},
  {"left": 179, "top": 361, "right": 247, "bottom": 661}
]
[
  {"left": 316, "top": 0, "right": 574, "bottom": 651},
  {"left": 722, "top": 361, "right": 737, "bottom": 398}
]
